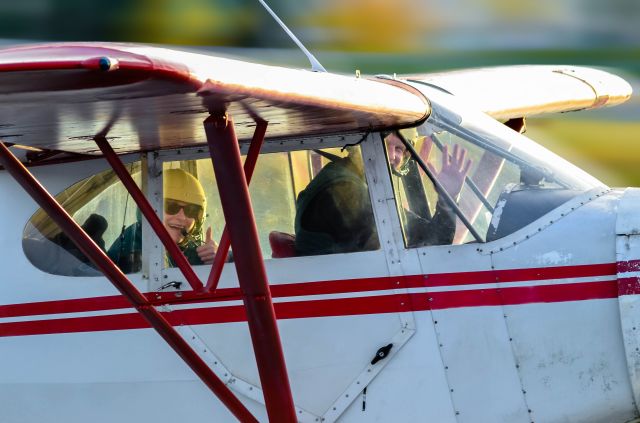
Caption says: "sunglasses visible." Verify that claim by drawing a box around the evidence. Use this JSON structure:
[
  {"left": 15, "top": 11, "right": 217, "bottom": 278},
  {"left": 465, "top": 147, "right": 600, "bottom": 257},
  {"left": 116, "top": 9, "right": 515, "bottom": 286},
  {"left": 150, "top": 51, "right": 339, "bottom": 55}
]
[{"left": 164, "top": 199, "right": 203, "bottom": 220}]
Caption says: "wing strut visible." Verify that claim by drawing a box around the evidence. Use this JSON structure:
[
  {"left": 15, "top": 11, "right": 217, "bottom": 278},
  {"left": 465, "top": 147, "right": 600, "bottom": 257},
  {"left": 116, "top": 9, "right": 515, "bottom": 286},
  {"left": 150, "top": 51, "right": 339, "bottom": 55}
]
[
  {"left": 0, "top": 141, "right": 258, "bottom": 423},
  {"left": 204, "top": 119, "right": 267, "bottom": 292},
  {"left": 204, "top": 113, "right": 297, "bottom": 423}
]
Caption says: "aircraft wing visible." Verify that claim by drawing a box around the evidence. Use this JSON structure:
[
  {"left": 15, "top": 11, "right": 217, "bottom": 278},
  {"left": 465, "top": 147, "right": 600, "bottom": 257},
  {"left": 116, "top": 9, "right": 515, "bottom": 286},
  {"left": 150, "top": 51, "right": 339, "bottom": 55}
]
[
  {"left": 0, "top": 43, "right": 633, "bottom": 160},
  {"left": 404, "top": 65, "right": 633, "bottom": 120},
  {"left": 0, "top": 43, "right": 428, "bottom": 157}
]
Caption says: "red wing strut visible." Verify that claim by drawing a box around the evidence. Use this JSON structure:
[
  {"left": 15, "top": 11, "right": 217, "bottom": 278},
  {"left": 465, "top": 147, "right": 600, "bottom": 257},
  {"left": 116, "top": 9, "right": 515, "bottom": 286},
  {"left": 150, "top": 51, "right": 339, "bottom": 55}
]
[
  {"left": 205, "top": 119, "right": 268, "bottom": 293},
  {"left": 204, "top": 113, "right": 297, "bottom": 422}
]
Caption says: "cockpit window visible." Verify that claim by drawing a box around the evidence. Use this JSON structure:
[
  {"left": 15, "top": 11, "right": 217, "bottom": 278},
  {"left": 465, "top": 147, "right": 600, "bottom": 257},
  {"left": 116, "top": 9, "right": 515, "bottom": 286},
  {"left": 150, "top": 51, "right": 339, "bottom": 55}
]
[
  {"left": 23, "top": 163, "right": 141, "bottom": 276},
  {"left": 385, "top": 93, "right": 602, "bottom": 247}
]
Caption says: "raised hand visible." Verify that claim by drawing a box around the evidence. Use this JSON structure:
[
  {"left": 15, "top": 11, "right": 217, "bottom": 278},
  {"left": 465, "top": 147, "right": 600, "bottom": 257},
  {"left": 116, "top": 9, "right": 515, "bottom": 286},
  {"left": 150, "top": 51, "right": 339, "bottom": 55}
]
[
  {"left": 197, "top": 226, "right": 218, "bottom": 265},
  {"left": 438, "top": 144, "right": 472, "bottom": 200}
]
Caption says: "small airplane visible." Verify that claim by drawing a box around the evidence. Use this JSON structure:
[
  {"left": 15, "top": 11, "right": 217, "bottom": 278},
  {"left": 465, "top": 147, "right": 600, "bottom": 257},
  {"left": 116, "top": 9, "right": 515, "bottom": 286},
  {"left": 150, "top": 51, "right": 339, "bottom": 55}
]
[{"left": 0, "top": 40, "right": 637, "bottom": 423}]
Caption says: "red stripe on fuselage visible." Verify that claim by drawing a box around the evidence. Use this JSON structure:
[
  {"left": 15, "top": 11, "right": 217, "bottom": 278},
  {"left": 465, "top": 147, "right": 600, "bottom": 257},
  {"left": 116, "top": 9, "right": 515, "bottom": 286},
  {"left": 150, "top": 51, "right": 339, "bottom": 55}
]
[
  {"left": 0, "top": 262, "right": 618, "bottom": 320},
  {"left": 617, "top": 277, "right": 640, "bottom": 296},
  {"left": 0, "top": 295, "right": 130, "bottom": 319},
  {"left": 0, "top": 279, "right": 618, "bottom": 338},
  {"left": 616, "top": 259, "right": 640, "bottom": 296},
  {"left": 424, "top": 262, "right": 616, "bottom": 287},
  {"left": 617, "top": 259, "right": 640, "bottom": 274}
]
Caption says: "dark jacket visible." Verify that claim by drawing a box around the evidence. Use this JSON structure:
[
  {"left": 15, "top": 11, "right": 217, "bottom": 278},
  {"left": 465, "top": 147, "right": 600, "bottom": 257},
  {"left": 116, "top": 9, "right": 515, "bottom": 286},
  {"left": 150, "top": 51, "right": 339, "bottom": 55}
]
[{"left": 295, "top": 156, "right": 378, "bottom": 256}]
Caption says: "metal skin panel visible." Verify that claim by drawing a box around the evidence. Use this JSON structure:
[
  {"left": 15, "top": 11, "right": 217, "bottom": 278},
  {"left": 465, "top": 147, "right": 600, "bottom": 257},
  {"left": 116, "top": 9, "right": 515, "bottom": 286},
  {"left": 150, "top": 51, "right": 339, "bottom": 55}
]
[
  {"left": 491, "top": 190, "right": 637, "bottom": 422},
  {"left": 0, "top": 327, "right": 266, "bottom": 422},
  {"left": 0, "top": 329, "right": 195, "bottom": 385},
  {"left": 189, "top": 314, "right": 404, "bottom": 418},
  {"left": 484, "top": 188, "right": 618, "bottom": 267},
  {"left": 338, "top": 312, "right": 458, "bottom": 423},
  {"left": 0, "top": 315, "right": 453, "bottom": 423},
  {"left": 0, "top": 335, "right": 267, "bottom": 423},
  {"left": 417, "top": 243, "right": 530, "bottom": 423},
  {"left": 501, "top": 300, "right": 635, "bottom": 423},
  {"left": 616, "top": 188, "right": 640, "bottom": 414},
  {"left": 161, "top": 249, "right": 391, "bottom": 289}
]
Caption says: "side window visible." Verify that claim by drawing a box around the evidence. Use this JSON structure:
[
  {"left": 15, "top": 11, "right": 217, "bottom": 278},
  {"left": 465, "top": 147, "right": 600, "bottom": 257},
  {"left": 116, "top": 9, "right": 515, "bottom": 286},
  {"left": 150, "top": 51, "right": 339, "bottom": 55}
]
[
  {"left": 386, "top": 123, "right": 582, "bottom": 248},
  {"left": 23, "top": 163, "right": 141, "bottom": 276},
  {"left": 385, "top": 126, "right": 516, "bottom": 247}
]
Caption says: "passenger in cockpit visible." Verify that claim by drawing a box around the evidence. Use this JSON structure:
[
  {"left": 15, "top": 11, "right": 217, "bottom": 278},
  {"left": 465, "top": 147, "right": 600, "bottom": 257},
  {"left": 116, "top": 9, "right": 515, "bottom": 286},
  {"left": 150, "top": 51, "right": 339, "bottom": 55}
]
[
  {"left": 107, "top": 168, "right": 217, "bottom": 272},
  {"left": 294, "top": 145, "right": 377, "bottom": 256}
]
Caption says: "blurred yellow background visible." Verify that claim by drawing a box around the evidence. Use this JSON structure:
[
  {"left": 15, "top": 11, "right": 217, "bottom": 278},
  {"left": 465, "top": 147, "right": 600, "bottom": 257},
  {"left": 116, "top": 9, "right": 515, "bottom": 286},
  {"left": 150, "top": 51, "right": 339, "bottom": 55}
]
[{"left": 1, "top": 0, "right": 637, "bottom": 186}]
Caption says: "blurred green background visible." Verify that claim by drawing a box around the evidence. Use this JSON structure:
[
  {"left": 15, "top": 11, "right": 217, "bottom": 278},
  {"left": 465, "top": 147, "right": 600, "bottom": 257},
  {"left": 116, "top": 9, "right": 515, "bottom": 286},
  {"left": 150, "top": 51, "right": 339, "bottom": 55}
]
[{"left": 1, "top": 0, "right": 638, "bottom": 186}]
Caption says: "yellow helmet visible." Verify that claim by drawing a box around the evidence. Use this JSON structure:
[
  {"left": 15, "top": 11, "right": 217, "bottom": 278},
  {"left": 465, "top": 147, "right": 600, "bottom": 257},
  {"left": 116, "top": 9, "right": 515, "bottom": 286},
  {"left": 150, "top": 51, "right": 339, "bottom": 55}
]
[{"left": 163, "top": 168, "right": 206, "bottom": 210}]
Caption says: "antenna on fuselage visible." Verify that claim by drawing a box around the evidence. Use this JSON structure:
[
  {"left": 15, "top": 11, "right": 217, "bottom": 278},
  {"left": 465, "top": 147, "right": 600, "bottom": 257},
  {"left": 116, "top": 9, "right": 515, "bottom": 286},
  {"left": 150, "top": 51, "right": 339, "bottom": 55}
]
[{"left": 257, "top": 0, "right": 327, "bottom": 72}]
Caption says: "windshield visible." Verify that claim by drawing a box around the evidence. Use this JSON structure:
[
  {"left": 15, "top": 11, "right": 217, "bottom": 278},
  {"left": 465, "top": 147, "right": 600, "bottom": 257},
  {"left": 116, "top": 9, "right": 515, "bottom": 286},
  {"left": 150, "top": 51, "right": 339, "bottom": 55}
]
[{"left": 386, "top": 85, "right": 604, "bottom": 246}]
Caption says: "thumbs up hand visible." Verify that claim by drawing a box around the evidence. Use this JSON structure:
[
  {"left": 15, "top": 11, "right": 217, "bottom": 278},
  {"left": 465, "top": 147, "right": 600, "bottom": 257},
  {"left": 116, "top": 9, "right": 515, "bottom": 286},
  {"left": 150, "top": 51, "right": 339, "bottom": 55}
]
[{"left": 197, "top": 226, "right": 218, "bottom": 265}]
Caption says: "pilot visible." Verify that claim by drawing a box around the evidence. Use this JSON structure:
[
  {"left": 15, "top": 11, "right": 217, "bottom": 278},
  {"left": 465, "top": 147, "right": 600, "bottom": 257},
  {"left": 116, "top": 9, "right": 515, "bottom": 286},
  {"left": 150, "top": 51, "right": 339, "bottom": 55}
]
[
  {"left": 385, "top": 129, "right": 470, "bottom": 246},
  {"left": 107, "top": 168, "right": 217, "bottom": 272},
  {"left": 294, "top": 129, "right": 470, "bottom": 256}
]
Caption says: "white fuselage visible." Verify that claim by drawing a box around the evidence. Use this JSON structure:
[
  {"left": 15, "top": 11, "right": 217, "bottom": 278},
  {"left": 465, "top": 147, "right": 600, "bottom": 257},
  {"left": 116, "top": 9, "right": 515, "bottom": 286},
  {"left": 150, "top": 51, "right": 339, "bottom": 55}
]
[{"left": 1, "top": 142, "right": 639, "bottom": 423}]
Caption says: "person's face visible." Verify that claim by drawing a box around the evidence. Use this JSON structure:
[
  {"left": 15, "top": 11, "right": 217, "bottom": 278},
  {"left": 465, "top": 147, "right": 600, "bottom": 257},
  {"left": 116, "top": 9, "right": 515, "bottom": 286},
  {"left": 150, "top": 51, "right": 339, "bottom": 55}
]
[
  {"left": 163, "top": 199, "right": 198, "bottom": 244},
  {"left": 385, "top": 132, "right": 408, "bottom": 171}
]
